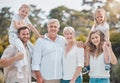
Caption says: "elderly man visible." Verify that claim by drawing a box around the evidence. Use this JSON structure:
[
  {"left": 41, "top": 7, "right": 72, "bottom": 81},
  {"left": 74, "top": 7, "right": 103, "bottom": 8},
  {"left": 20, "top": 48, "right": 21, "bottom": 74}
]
[
  {"left": 1, "top": 26, "right": 34, "bottom": 83},
  {"left": 32, "top": 19, "right": 66, "bottom": 83}
]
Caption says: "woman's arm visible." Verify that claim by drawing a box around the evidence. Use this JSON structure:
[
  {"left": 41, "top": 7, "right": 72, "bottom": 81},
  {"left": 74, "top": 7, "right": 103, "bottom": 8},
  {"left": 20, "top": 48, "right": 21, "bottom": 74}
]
[
  {"left": 70, "top": 67, "right": 82, "bottom": 83},
  {"left": 108, "top": 42, "right": 117, "bottom": 65},
  {"left": 103, "top": 41, "right": 117, "bottom": 65},
  {"left": 84, "top": 48, "right": 90, "bottom": 66},
  {"left": 103, "top": 42, "right": 109, "bottom": 64}
]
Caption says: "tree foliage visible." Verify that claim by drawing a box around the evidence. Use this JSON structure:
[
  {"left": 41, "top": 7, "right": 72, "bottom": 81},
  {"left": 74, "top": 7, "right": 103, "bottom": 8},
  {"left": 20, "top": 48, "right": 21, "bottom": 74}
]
[{"left": 0, "top": 7, "right": 13, "bottom": 36}]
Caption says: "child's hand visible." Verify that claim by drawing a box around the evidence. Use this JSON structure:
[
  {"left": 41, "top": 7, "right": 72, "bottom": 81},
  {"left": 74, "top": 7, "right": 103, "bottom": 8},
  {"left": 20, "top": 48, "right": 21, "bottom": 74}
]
[
  {"left": 105, "top": 40, "right": 111, "bottom": 47},
  {"left": 76, "top": 41, "right": 84, "bottom": 48},
  {"left": 83, "top": 42, "right": 88, "bottom": 48},
  {"left": 107, "top": 41, "right": 111, "bottom": 47},
  {"left": 103, "top": 42, "right": 108, "bottom": 50},
  {"left": 103, "top": 41, "right": 112, "bottom": 50},
  {"left": 18, "top": 20, "right": 27, "bottom": 27},
  {"left": 15, "top": 52, "right": 24, "bottom": 61},
  {"left": 103, "top": 41, "right": 107, "bottom": 46}
]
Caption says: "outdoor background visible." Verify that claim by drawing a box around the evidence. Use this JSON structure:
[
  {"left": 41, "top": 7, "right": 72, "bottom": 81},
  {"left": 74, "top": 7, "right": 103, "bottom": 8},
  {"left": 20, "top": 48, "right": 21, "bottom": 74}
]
[{"left": 0, "top": 0, "right": 120, "bottom": 83}]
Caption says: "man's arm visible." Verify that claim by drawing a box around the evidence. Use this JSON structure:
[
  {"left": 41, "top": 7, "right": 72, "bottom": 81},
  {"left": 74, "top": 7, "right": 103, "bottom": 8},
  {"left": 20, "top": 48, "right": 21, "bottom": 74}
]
[
  {"left": 0, "top": 45, "right": 24, "bottom": 68},
  {"left": 0, "top": 52, "right": 23, "bottom": 67},
  {"left": 34, "top": 71, "right": 44, "bottom": 83}
]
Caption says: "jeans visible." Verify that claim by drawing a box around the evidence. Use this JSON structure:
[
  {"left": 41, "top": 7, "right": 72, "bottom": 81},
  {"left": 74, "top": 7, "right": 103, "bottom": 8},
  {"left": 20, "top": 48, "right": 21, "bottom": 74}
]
[
  {"left": 61, "top": 76, "right": 82, "bottom": 83},
  {"left": 89, "top": 78, "right": 110, "bottom": 83}
]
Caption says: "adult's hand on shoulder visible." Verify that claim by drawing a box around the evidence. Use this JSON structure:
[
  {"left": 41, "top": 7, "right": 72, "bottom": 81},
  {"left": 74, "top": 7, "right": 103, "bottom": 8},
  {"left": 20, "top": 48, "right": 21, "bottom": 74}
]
[{"left": 76, "top": 41, "right": 84, "bottom": 48}]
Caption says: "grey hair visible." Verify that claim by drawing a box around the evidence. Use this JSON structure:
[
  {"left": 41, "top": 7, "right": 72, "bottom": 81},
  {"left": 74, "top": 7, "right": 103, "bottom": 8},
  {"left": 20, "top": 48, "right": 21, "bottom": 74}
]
[
  {"left": 47, "top": 19, "right": 60, "bottom": 28},
  {"left": 63, "top": 26, "right": 75, "bottom": 34}
]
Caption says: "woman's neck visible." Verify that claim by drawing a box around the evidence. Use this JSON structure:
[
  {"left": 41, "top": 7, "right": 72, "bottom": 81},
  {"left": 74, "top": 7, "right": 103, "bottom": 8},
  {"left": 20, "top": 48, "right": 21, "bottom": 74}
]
[{"left": 67, "top": 40, "right": 75, "bottom": 45}]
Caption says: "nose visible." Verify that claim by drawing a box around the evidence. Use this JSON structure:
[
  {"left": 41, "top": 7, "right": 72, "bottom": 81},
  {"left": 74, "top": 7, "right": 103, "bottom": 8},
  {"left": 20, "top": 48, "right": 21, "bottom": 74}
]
[
  {"left": 22, "top": 12, "right": 27, "bottom": 16},
  {"left": 24, "top": 34, "right": 28, "bottom": 37}
]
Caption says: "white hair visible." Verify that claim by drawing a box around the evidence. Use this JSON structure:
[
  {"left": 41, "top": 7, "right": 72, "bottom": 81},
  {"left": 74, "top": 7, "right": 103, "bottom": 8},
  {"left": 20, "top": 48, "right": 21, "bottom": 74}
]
[
  {"left": 47, "top": 19, "right": 60, "bottom": 28},
  {"left": 63, "top": 26, "right": 75, "bottom": 34}
]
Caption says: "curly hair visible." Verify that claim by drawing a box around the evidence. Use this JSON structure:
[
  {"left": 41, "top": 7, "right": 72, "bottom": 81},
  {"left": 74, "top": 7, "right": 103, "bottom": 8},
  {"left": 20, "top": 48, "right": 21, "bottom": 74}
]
[{"left": 87, "top": 30, "right": 105, "bottom": 57}]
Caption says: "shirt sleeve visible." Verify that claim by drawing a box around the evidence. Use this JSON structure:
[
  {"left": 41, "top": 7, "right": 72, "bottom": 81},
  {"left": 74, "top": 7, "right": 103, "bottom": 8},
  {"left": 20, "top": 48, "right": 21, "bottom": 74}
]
[
  {"left": 1, "top": 45, "right": 16, "bottom": 59},
  {"left": 104, "top": 22, "right": 109, "bottom": 31},
  {"left": 12, "top": 14, "right": 20, "bottom": 21},
  {"left": 31, "top": 38, "right": 43, "bottom": 71},
  {"left": 77, "top": 48, "right": 84, "bottom": 67}
]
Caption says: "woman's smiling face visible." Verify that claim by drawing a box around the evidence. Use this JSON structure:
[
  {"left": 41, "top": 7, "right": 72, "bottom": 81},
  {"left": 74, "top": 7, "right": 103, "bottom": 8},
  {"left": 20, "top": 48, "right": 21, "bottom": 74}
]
[{"left": 90, "top": 33, "right": 101, "bottom": 46}]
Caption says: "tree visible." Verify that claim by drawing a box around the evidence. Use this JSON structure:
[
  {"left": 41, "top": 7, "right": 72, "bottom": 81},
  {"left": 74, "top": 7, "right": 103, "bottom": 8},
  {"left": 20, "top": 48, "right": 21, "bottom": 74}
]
[
  {"left": 48, "top": 6, "right": 93, "bottom": 35},
  {"left": 103, "top": 0, "right": 120, "bottom": 28},
  {"left": 48, "top": 6, "right": 70, "bottom": 34},
  {"left": 0, "top": 7, "right": 13, "bottom": 55},
  {"left": 0, "top": 7, "right": 13, "bottom": 36},
  {"left": 29, "top": 4, "right": 44, "bottom": 40}
]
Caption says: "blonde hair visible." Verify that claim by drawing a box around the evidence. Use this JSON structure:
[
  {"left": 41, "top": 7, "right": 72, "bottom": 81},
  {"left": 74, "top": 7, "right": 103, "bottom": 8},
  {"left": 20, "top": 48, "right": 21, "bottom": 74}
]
[
  {"left": 47, "top": 19, "right": 60, "bottom": 28},
  {"left": 19, "top": 4, "right": 30, "bottom": 11},
  {"left": 94, "top": 8, "right": 106, "bottom": 25},
  {"left": 63, "top": 26, "right": 75, "bottom": 35}
]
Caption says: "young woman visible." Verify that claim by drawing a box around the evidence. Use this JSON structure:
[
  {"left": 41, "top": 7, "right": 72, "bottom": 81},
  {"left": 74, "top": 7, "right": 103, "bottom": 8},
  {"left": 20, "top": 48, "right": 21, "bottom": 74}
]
[{"left": 86, "top": 30, "right": 117, "bottom": 83}]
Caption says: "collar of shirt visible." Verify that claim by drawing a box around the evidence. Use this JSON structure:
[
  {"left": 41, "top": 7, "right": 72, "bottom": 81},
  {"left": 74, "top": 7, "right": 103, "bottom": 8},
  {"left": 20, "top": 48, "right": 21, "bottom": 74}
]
[{"left": 44, "top": 33, "right": 60, "bottom": 41}]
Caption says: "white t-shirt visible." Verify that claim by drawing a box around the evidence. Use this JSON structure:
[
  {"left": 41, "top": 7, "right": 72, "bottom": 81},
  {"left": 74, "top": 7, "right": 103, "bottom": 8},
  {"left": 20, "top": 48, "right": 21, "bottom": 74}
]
[
  {"left": 91, "top": 22, "right": 109, "bottom": 33},
  {"left": 89, "top": 52, "right": 110, "bottom": 78},
  {"left": 9, "top": 14, "right": 31, "bottom": 34}
]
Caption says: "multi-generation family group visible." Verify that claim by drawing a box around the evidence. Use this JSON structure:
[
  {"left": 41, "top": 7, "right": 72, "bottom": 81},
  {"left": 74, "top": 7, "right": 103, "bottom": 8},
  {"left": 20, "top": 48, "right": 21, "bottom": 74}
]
[{"left": 0, "top": 4, "right": 118, "bottom": 83}]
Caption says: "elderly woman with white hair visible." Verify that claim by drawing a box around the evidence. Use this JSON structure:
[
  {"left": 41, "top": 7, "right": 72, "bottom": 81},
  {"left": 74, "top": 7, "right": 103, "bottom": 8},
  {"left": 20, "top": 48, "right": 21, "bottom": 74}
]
[{"left": 61, "top": 26, "right": 84, "bottom": 83}]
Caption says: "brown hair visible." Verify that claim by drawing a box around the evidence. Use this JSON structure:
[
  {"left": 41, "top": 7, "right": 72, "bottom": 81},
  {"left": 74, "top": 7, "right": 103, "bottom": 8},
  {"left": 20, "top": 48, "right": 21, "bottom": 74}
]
[
  {"left": 17, "top": 26, "right": 30, "bottom": 34},
  {"left": 87, "top": 30, "right": 105, "bottom": 57}
]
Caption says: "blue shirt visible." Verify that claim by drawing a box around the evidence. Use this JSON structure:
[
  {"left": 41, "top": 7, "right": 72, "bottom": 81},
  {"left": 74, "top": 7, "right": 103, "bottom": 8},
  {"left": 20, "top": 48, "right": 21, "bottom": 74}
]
[{"left": 32, "top": 34, "right": 65, "bottom": 80}]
